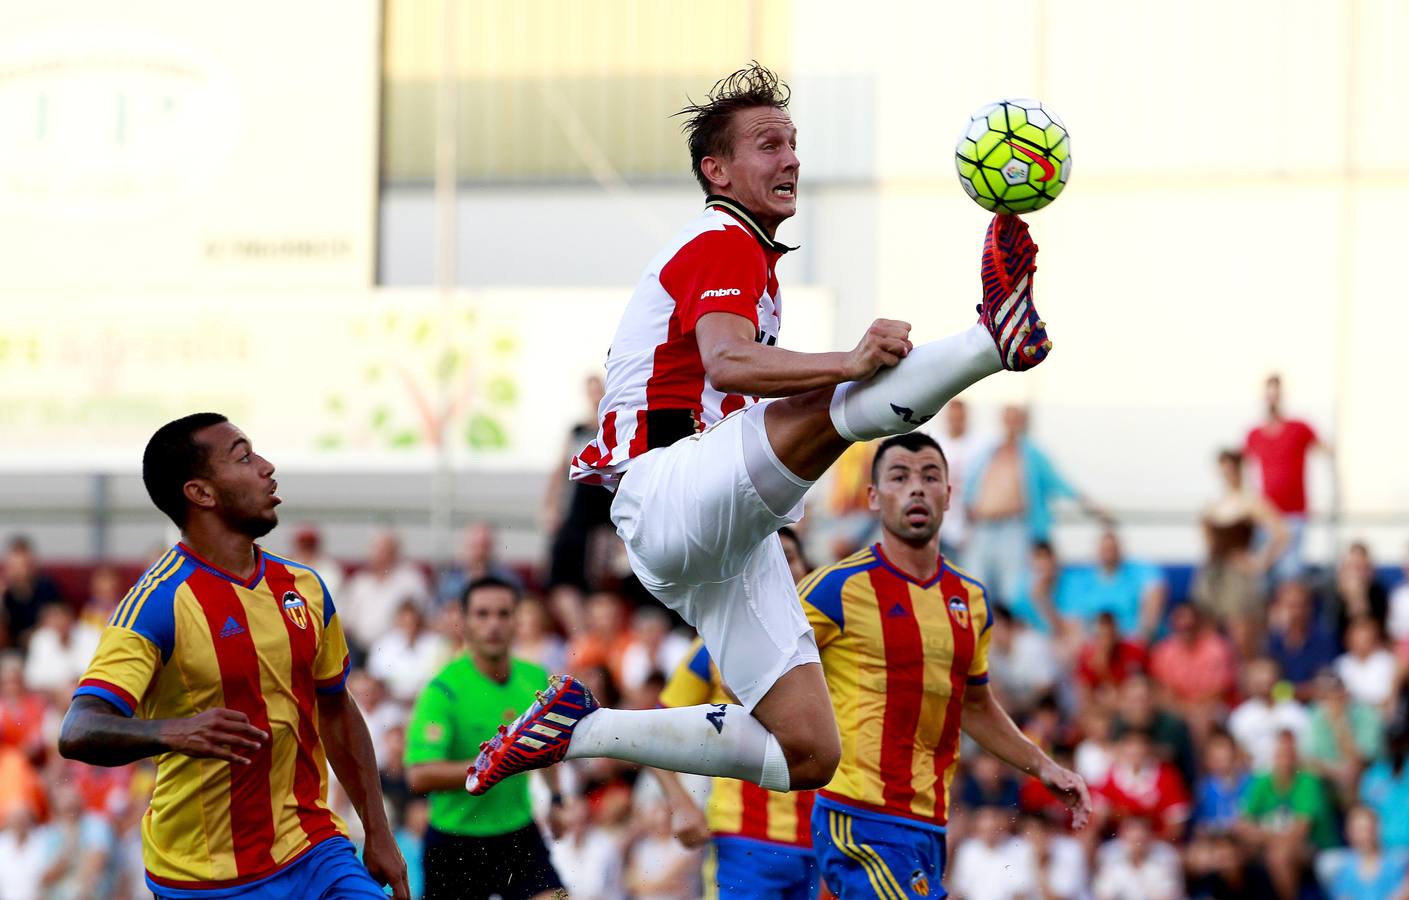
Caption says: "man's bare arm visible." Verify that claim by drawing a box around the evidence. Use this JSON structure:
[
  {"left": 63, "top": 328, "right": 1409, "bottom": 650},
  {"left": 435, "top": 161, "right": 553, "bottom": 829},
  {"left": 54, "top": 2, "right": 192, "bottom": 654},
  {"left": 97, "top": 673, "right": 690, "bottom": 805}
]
[
  {"left": 58, "top": 695, "right": 266, "bottom": 768},
  {"left": 696, "top": 312, "right": 912, "bottom": 397}
]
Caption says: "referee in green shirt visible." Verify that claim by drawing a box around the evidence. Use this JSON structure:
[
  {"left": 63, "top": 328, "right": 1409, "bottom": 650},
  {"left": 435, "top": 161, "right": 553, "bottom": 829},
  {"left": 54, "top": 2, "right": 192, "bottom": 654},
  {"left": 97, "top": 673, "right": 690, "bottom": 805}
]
[{"left": 405, "top": 576, "right": 566, "bottom": 900}]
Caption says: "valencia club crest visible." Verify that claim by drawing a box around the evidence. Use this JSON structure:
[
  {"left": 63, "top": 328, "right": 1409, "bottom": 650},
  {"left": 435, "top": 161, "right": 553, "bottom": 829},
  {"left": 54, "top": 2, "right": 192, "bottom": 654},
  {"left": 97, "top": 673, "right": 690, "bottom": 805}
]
[
  {"left": 282, "top": 590, "right": 309, "bottom": 630},
  {"left": 947, "top": 595, "right": 970, "bottom": 630}
]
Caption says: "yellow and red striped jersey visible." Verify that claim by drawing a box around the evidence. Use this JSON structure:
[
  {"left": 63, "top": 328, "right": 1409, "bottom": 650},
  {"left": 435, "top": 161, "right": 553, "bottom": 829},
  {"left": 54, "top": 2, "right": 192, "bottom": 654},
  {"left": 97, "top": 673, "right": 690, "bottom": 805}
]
[
  {"left": 659, "top": 638, "right": 815, "bottom": 849},
  {"left": 799, "top": 545, "right": 991, "bottom": 829},
  {"left": 74, "top": 543, "right": 352, "bottom": 892}
]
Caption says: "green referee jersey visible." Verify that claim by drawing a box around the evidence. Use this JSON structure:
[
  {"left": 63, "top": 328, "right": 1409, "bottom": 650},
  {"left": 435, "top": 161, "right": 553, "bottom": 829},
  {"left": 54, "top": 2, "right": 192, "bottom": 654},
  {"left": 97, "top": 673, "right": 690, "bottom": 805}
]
[{"left": 404, "top": 654, "right": 548, "bottom": 837}]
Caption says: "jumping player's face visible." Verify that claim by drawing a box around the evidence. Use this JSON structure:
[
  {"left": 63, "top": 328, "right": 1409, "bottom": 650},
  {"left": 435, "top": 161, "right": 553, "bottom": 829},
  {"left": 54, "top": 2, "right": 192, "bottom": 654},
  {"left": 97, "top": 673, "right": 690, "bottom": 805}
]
[
  {"left": 868, "top": 447, "right": 950, "bottom": 545},
  {"left": 464, "top": 586, "right": 516, "bottom": 660},
  {"left": 709, "top": 106, "right": 798, "bottom": 234},
  {"left": 190, "top": 422, "right": 280, "bottom": 539}
]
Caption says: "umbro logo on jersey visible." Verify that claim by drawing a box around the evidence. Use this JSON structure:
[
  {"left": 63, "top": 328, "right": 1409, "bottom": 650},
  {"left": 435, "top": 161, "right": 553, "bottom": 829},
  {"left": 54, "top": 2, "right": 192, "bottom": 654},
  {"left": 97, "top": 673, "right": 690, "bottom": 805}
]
[
  {"left": 219, "top": 616, "right": 245, "bottom": 638},
  {"left": 705, "top": 703, "right": 728, "bottom": 734},
  {"left": 890, "top": 403, "right": 934, "bottom": 427},
  {"left": 888, "top": 602, "right": 909, "bottom": 618},
  {"left": 700, "top": 288, "right": 742, "bottom": 298}
]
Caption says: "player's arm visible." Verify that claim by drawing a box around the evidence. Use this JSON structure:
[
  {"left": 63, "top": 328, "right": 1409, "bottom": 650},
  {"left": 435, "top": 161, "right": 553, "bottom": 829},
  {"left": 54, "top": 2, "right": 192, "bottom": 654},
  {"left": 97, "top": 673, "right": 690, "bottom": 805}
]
[
  {"left": 960, "top": 681, "right": 1091, "bottom": 830},
  {"left": 696, "top": 312, "right": 912, "bottom": 397},
  {"left": 58, "top": 695, "right": 267, "bottom": 767},
  {"left": 318, "top": 689, "right": 409, "bottom": 900}
]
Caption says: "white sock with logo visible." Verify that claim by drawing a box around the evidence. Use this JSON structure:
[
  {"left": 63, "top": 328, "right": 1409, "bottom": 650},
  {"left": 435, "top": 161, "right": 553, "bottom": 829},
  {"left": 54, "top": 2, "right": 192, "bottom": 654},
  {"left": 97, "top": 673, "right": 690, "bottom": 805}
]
[
  {"left": 564, "top": 705, "right": 791, "bottom": 791},
  {"left": 829, "top": 323, "right": 1002, "bottom": 443}
]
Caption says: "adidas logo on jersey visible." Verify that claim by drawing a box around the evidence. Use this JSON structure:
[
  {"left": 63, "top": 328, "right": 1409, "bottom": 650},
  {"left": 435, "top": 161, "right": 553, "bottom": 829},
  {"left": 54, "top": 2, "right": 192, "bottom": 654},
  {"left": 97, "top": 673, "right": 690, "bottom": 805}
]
[
  {"left": 887, "top": 602, "right": 909, "bottom": 618},
  {"left": 219, "top": 616, "right": 245, "bottom": 638},
  {"left": 700, "top": 288, "right": 742, "bottom": 298}
]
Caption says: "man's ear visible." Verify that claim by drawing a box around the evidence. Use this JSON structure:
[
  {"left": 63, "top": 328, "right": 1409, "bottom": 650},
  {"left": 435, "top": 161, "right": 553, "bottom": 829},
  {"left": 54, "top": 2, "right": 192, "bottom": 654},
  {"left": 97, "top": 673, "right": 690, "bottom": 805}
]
[
  {"left": 183, "top": 478, "right": 217, "bottom": 514},
  {"left": 700, "top": 155, "right": 730, "bottom": 192}
]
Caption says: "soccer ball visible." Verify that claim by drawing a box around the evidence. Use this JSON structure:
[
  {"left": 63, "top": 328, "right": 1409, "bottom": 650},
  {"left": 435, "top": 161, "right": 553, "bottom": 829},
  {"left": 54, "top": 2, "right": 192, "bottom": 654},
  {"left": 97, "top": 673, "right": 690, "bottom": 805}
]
[{"left": 954, "top": 99, "right": 1071, "bottom": 214}]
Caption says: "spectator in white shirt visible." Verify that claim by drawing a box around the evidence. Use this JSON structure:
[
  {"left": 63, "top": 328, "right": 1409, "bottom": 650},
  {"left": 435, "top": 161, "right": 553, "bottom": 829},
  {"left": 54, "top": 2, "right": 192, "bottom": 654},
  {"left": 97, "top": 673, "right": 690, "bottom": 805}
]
[
  {"left": 1228, "top": 657, "right": 1310, "bottom": 772},
  {"left": 986, "top": 605, "right": 1061, "bottom": 717},
  {"left": 1016, "top": 811, "right": 1090, "bottom": 900},
  {"left": 346, "top": 670, "right": 407, "bottom": 765},
  {"left": 366, "top": 601, "right": 449, "bottom": 705},
  {"left": 1093, "top": 816, "right": 1184, "bottom": 900},
  {"left": 953, "top": 806, "right": 1087, "bottom": 900},
  {"left": 933, "top": 398, "right": 986, "bottom": 557},
  {"left": 339, "top": 530, "right": 432, "bottom": 656},
  {"left": 549, "top": 793, "right": 626, "bottom": 900},
  {"left": 0, "top": 808, "right": 46, "bottom": 900},
  {"left": 22, "top": 604, "right": 100, "bottom": 695},
  {"left": 1387, "top": 546, "right": 1409, "bottom": 644},
  {"left": 1335, "top": 617, "right": 1399, "bottom": 711}
]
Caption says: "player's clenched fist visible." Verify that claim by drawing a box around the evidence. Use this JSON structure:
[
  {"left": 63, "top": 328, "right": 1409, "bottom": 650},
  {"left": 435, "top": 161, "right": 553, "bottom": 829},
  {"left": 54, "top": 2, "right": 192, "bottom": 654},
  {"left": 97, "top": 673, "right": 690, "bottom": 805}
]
[
  {"left": 843, "top": 318, "right": 913, "bottom": 381},
  {"left": 161, "top": 708, "right": 268, "bottom": 765}
]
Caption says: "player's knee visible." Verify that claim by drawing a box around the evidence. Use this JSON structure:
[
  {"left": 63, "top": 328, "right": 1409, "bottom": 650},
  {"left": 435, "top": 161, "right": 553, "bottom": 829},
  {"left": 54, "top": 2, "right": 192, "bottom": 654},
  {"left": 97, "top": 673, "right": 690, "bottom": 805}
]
[{"left": 782, "top": 729, "right": 841, "bottom": 791}]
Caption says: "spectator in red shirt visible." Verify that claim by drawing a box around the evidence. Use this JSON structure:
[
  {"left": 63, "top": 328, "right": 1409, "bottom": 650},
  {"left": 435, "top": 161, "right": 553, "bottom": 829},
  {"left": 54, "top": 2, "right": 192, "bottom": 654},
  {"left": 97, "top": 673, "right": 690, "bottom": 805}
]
[
  {"left": 1094, "top": 727, "right": 1192, "bottom": 843},
  {"left": 1243, "top": 374, "right": 1328, "bottom": 584},
  {"left": 1149, "top": 604, "right": 1238, "bottom": 743},
  {"left": 1076, "top": 612, "right": 1148, "bottom": 711}
]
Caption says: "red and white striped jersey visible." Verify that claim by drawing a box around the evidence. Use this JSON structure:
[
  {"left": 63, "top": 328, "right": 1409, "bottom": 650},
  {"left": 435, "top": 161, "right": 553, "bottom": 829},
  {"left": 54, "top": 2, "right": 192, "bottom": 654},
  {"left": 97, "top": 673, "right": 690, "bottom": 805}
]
[{"left": 570, "top": 196, "right": 793, "bottom": 488}]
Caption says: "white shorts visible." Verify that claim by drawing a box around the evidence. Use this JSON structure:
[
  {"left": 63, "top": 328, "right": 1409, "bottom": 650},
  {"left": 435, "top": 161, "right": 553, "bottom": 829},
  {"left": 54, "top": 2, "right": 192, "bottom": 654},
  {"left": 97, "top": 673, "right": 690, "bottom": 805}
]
[{"left": 610, "top": 407, "right": 818, "bottom": 710}]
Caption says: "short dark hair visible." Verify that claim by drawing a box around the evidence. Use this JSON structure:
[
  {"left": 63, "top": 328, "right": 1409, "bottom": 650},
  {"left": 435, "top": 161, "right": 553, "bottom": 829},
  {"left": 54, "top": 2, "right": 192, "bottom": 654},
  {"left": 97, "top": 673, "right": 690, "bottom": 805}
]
[
  {"left": 462, "top": 575, "right": 521, "bottom": 610},
  {"left": 776, "top": 525, "right": 812, "bottom": 571},
  {"left": 870, "top": 432, "right": 948, "bottom": 484},
  {"left": 142, "top": 413, "right": 229, "bottom": 528},
  {"left": 676, "top": 62, "right": 791, "bottom": 194},
  {"left": 1217, "top": 448, "right": 1243, "bottom": 468}
]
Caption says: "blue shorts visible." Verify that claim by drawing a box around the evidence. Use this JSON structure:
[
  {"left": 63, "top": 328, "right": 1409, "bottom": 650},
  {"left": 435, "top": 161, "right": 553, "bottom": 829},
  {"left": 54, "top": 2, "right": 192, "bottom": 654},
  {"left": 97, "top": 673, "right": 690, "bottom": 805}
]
[
  {"left": 706, "top": 836, "right": 819, "bottom": 900},
  {"left": 151, "top": 837, "right": 387, "bottom": 900},
  {"left": 811, "top": 800, "right": 947, "bottom": 900}
]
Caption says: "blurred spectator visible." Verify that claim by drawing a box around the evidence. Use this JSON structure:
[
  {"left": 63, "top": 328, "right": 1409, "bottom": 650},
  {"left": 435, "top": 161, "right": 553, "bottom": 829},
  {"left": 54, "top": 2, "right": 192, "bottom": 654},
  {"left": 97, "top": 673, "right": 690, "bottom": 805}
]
[
  {"left": 957, "top": 751, "right": 1022, "bottom": 811},
  {"left": 1008, "top": 540, "right": 1073, "bottom": 638},
  {"left": 1112, "top": 674, "right": 1199, "bottom": 791},
  {"left": 776, "top": 525, "right": 812, "bottom": 585},
  {"left": 1075, "top": 612, "right": 1148, "bottom": 709},
  {"left": 340, "top": 530, "right": 432, "bottom": 657},
  {"left": 1192, "top": 448, "right": 1285, "bottom": 657},
  {"left": 1074, "top": 709, "right": 1115, "bottom": 787},
  {"left": 78, "top": 565, "right": 123, "bottom": 632},
  {"left": 367, "top": 601, "right": 449, "bottom": 705},
  {"left": 964, "top": 405, "right": 1108, "bottom": 604},
  {"left": 1388, "top": 545, "right": 1409, "bottom": 647},
  {"left": 950, "top": 805, "right": 1043, "bottom": 900},
  {"left": 1192, "top": 728, "right": 1249, "bottom": 832},
  {"left": 0, "top": 653, "right": 46, "bottom": 758},
  {"left": 1186, "top": 829, "right": 1278, "bottom": 899},
  {"left": 934, "top": 398, "right": 984, "bottom": 559},
  {"left": 568, "top": 591, "right": 632, "bottom": 683},
  {"left": 1331, "top": 542, "right": 1390, "bottom": 642},
  {"left": 1323, "top": 805, "right": 1409, "bottom": 900},
  {"left": 820, "top": 441, "right": 878, "bottom": 561},
  {"left": 32, "top": 784, "right": 111, "bottom": 900},
  {"left": 437, "top": 522, "right": 522, "bottom": 607},
  {"left": 1359, "top": 728, "right": 1409, "bottom": 851},
  {"left": 544, "top": 374, "right": 616, "bottom": 596},
  {"left": 1243, "top": 373, "right": 1327, "bottom": 584},
  {"left": 1301, "top": 671, "right": 1384, "bottom": 801},
  {"left": 1267, "top": 579, "right": 1339, "bottom": 698},
  {"left": 1092, "top": 816, "right": 1183, "bottom": 900},
  {"left": 1336, "top": 617, "right": 1397, "bottom": 711},
  {"left": 617, "top": 607, "right": 690, "bottom": 693},
  {"left": 1229, "top": 657, "right": 1311, "bottom": 772},
  {"left": 2, "top": 536, "right": 62, "bottom": 649},
  {"left": 378, "top": 724, "right": 412, "bottom": 825},
  {"left": 986, "top": 605, "right": 1061, "bottom": 716},
  {"left": 549, "top": 788, "right": 627, "bottom": 900},
  {"left": 394, "top": 800, "right": 428, "bottom": 900},
  {"left": 1093, "top": 727, "right": 1191, "bottom": 842},
  {"left": 290, "top": 523, "right": 345, "bottom": 601},
  {"left": 346, "top": 670, "right": 406, "bottom": 765},
  {"left": 0, "top": 742, "right": 45, "bottom": 823},
  {"left": 1149, "top": 604, "right": 1237, "bottom": 741},
  {"left": 99, "top": 791, "right": 149, "bottom": 900},
  {"left": 623, "top": 802, "right": 700, "bottom": 899},
  {"left": 22, "top": 603, "right": 100, "bottom": 695},
  {"left": 1060, "top": 529, "right": 1167, "bottom": 641},
  {"left": 1239, "top": 731, "right": 1339, "bottom": 897},
  {"left": 1014, "top": 810, "right": 1089, "bottom": 900},
  {"left": 513, "top": 594, "right": 568, "bottom": 673},
  {"left": 0, "top": 808, "right": 45, "bottom": 900}
]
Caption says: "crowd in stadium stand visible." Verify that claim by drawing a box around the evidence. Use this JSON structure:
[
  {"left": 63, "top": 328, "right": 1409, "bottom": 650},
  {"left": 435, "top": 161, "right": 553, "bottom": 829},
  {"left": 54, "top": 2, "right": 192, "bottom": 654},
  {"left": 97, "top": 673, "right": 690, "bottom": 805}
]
[{"left": 3, "top": 386, "right": 1409, "bottom": 899}]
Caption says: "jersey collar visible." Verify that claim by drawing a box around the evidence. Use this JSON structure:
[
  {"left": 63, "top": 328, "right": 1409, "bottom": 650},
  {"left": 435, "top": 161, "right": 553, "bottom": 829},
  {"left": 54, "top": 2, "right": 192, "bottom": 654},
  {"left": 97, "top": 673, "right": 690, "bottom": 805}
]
[
  {"left": 704, "top": 194, "right": 799, "bottom": 254},
  {"left": 176, "top": 542, "right": 266, "bottom": 589},
  {"left": 872, "top": 543, "right": 944, "bottom": 589}
]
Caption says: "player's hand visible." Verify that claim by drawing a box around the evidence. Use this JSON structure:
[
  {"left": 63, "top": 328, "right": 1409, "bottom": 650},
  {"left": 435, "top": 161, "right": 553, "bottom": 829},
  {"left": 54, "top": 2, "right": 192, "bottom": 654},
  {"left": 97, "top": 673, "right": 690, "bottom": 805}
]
[
  {"left": 362, "top": 826, "right": 410, "bottom": 900},
  {"left": 671, "top": 801, "right": 711, "bottom": 849},
  {"left": 843, "top": 318, "right": 912, "bottom": 381},
  {"left": 160, "top": 709, "right": 268, "bottom": 765},
  {"left": 1039, "top": 760, "right": 1092, "bottom": 831}
]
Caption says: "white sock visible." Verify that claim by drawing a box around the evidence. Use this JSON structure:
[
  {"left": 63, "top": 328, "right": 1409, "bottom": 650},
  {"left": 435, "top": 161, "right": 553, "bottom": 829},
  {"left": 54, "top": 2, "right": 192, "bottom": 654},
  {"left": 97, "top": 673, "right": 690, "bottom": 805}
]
[
  {"left": 564, "top": 705, "right": 791, "bottom": 791},
  {"left": 829, "top": 323, "right": 1002, "bottom": 443}
]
